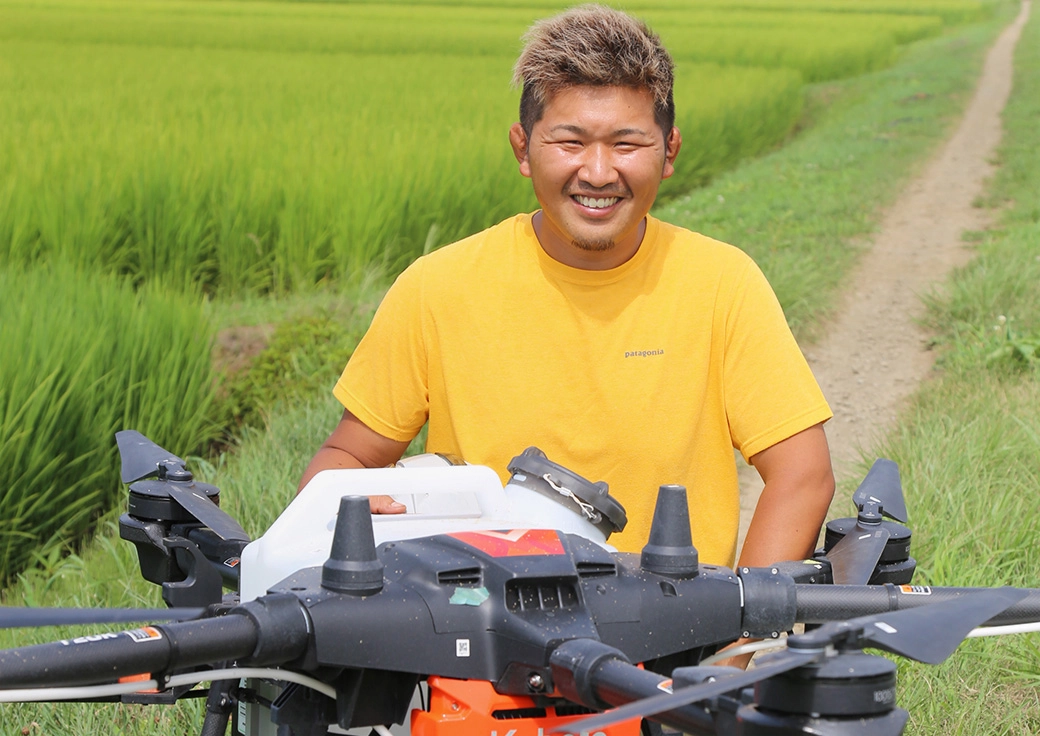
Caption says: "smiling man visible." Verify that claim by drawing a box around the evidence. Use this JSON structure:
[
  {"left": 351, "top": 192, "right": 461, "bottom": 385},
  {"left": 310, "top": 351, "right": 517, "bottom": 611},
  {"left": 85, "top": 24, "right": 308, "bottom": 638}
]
[{"left": 299, "top": 5, "right": 834, "bottom": 571}]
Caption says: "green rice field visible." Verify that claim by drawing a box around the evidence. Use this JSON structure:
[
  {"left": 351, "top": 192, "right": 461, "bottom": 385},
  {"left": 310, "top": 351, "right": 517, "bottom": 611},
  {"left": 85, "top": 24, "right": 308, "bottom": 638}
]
[
  {"left": 1, "top": 0, "right": 992, "bottom": 579},
  {"left": 0, "top": 0, "right": 975, "bottom": 296}
]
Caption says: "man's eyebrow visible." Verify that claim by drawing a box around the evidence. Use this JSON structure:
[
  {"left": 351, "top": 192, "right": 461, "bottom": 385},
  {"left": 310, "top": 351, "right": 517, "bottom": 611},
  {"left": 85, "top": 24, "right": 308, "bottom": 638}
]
[
  {"left": 547, "top": 124, "right": 654, "bottom": 137},
  {"left": 613, "top": 127, "right": 654, "bottom": 137}
]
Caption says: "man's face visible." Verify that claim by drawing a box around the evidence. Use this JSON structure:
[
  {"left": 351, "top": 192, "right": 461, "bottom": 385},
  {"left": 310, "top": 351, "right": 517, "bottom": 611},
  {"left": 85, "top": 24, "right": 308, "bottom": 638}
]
[{"left": 510, "top": 85, "right": 681, "bottom": 270}]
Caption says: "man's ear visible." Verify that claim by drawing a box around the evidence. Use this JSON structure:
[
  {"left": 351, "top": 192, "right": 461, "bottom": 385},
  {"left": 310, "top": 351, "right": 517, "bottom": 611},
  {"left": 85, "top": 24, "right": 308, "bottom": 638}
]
[
  {"left": 509, "top": 122, "right": 532, "bottom": 178},
  {"left": 662, "top": 126, "right": 682, "bottom": 180}
]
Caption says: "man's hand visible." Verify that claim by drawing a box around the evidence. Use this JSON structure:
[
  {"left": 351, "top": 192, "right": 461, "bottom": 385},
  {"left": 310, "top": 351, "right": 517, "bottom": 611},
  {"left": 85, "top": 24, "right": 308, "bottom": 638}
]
[
  {"left": 297, "top": 408, "right": 412, "bottom": 516},
  {"left": 711, "top": 639, "right": 755, "bottom": 670},
  {"left": 368, "top": 495, "right": 407, "bottom": 514}
]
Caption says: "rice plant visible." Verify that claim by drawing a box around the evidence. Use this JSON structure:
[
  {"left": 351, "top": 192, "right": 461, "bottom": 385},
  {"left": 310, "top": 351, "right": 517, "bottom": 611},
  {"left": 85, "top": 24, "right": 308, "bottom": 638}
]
[{"left": 0, "top": 264, "right": 220, "bottom": 580}]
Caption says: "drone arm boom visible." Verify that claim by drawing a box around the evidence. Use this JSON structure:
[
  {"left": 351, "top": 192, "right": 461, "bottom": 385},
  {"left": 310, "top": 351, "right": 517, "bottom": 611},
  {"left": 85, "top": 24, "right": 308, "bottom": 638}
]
[
  {"left": 796, "top": 584, "right": 1040, "bottom": 625},
  {"left": 0, "top": 593, "right": 311, "bottom": 690},
  {"left": 549, "top": 639, "right": 717, "bottom": 735},
  {"left": 0, "top": 615, "right": 260, "bottom": 689}
]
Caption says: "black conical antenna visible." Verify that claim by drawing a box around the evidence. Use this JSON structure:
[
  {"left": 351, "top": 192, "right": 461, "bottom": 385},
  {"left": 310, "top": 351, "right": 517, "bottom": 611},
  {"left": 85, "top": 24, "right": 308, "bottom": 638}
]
[
  {"left": 321, "top": 496, "right": 384, "bottom": 596},
  {"left": 640, "top": 485, "right": 699, "bottom": 578}
]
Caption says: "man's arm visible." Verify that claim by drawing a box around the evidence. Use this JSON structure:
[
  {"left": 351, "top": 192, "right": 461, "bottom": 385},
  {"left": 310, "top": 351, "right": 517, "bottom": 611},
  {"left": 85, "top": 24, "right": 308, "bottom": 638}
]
[
  {"left": 297, "top": 408, "right": 412, "bottom": 513},
  {"left": 739, "top": 422, "right": 835, "bottom": 567},
  {"left": 716, "top": 422, "right": 834, "bottom": 668}
]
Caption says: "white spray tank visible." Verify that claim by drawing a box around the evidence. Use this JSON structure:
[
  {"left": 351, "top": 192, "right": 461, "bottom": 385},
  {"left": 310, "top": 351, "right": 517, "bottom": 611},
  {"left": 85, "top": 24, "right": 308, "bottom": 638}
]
[{"left": 239, "top": 447, "right": 627, "bottom": 602}]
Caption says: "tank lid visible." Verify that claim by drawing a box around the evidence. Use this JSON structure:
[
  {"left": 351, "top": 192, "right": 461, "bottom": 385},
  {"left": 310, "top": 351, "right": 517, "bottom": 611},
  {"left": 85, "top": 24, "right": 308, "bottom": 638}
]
[{"left": 506, "top": 447, "right": 627, "bottom": 536}]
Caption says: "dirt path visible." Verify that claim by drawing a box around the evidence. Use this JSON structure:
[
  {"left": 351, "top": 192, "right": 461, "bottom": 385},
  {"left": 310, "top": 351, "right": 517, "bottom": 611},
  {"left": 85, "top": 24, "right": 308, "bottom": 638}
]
[{"left": 736, "top": 1, "right": 1032, "bottom": 556}]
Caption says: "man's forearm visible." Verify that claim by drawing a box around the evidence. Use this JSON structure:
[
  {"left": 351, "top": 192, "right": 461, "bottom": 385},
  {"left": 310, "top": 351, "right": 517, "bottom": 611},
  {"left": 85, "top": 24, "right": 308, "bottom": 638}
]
[
  {"left": 297, "top": 409, "right": 413, "bottom": 494},
  {"left": 722, "top": 464, "right": 833, "bottom": 670},
  {"left": 739, "top": 423, "right": 835, "bottom": 568},
  {"left": 297, "top": 446, "right": 366, "bottom": 494},
  {"left": 737, "top": 474, "right": 834, "bottom": 568}
]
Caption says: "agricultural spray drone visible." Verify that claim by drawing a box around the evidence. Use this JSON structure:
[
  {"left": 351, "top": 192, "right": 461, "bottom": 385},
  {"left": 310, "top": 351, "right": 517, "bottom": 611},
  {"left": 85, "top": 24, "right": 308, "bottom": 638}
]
[{"left": 0, "top": 430, "right": 1037, "bottom": 736}]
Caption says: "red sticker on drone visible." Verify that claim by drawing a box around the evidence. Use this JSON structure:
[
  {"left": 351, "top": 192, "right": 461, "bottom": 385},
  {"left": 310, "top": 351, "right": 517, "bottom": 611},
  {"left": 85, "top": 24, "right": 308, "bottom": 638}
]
[
  {"left": 898, "top": 585, "right": 932, "bottom": 595},
  {"left": 448, "top": 529, "right": 564, "bottom": 557},
  {"left": 125, "top": 626, "right": 164, "bottom": 643}
]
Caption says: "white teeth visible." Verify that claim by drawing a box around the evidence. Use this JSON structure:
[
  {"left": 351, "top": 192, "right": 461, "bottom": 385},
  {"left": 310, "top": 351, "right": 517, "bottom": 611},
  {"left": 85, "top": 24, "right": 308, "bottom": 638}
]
[{"left": 575, "top": 196, "right": 619, "bottom": 209}]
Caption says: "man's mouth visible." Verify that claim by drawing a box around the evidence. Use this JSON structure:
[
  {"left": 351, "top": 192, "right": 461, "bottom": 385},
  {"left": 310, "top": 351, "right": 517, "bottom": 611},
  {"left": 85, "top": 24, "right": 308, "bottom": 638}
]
[{"left": 573, "top": 195, "right": 621, "bottom": 209}]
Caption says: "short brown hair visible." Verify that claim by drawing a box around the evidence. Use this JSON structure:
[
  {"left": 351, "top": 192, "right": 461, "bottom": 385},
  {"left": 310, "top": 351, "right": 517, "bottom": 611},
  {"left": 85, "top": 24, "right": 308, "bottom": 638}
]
[{"left": 513, "top": 4, "right": 675, "bottom": 137}]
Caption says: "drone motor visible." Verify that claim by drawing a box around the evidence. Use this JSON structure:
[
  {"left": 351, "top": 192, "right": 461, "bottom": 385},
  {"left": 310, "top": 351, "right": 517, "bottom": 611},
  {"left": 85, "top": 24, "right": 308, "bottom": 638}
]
[{"left": 822, "top": 515, "right": 915, "bottom": 585}]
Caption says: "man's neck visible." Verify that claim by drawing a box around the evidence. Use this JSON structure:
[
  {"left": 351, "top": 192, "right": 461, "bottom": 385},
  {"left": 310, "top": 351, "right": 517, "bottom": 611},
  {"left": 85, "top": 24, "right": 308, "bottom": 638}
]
[{"left": 531, "top": 212, "right": 648, "bottom": 271}]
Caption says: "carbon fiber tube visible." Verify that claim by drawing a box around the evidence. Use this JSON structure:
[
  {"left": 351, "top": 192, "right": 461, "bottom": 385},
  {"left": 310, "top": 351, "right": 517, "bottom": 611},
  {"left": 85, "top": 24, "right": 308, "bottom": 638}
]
[
  {"left": 0, "top": 615, "right": 259, "bottom": 688},
  {"left": 589, "top": 657, "right": 718, "bottom": 735},
  {"left": 199, "top": 675, "right": 235, "bottom": 736},
  {"left": 795, "top": 585, "right": 1040, "bottom": 625},
  {"left": 550, "top": 639, "right": 717, "bottom": 735}
]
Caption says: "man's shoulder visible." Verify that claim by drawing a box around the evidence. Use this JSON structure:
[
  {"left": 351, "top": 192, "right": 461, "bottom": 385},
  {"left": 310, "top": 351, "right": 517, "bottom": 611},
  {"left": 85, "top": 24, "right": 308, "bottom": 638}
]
[
  {"left": 651, "top": 217, "right": 757, "bottom": 271},
  {"left": 388, "top": 213, "right": 535, "bottom": 304},
  {"left": 419, "top": 213, "right": 532, "bottom": 269}
]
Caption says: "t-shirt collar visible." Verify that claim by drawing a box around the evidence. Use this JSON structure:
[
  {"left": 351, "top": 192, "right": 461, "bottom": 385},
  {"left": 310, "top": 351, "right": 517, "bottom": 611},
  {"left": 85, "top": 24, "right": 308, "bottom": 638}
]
[{"left": 523, "top": 212, "right": 659, "bottom": 286}]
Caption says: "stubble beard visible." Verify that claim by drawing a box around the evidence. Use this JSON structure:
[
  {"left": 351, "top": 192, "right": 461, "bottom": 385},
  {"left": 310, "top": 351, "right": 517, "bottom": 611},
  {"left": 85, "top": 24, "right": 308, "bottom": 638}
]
[{"left": 571, "top": 236, "right": 616, "bottom": 252}]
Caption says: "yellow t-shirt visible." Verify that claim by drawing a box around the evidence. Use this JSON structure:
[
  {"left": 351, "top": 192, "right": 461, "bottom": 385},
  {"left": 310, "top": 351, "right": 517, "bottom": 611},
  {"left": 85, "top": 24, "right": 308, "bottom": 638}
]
[{"left": 335, "top": 213, "right": 831, "bottom": 565}]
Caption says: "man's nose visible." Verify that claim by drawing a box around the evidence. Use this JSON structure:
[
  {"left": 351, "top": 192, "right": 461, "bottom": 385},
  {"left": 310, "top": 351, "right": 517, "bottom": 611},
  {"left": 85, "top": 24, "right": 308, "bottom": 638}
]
[{"left": 578, "top": 144, "right": 619, "bottom": 188}]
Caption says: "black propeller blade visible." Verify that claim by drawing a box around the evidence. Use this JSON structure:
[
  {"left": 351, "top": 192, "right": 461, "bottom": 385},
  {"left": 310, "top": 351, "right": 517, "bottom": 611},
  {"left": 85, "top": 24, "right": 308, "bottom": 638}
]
[
  {"left": 554, "top": 648, "right": 822, "bottom": 733},
  {"left": 823, "top": 458, "right": 909, "bottom": 584},
  {"left": 848, "top": 587, "right": 1027, "bottom": 664},
  {"left": 165, "top": 483, "right": 250, "bottom": 542},
  {"left": 827, "top": 526, "right": 890, "bottom": 585},
  {"left": 853, "top": 458, "right": 907, "bottom": 523},
  {"left": 0, "top": 606, "right": 207, "bottom": 630},
  {"left": 563, "top": 588, "right": 1026, "bottom": 732},
  {"left": 116, "top": 430, "right": 249, "bottom": 542},
  {"left": 116, "top": 429, "right": 185, "bottom": 484}
]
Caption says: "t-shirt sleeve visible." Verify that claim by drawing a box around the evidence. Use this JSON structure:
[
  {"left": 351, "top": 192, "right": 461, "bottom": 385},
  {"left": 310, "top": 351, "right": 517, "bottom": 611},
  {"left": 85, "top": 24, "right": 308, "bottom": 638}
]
[
  {"left": 333, "top": 261, "right": 430, "bottom": 443},
  {"left": 723, "top": 259, "right": 832, "bottom": 461}
]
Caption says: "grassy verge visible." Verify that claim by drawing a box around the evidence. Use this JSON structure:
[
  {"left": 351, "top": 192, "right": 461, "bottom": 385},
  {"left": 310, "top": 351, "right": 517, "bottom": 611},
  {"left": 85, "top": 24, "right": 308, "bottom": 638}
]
[
  {"left": 655, "top": 2, "right": 1015, "bottom": 340},
  {"left": 860, "top": 6, "right": 1040, "bottom": 732},
  {"left": 0, "top": 4, "right": 1027, "bottom": 734}
]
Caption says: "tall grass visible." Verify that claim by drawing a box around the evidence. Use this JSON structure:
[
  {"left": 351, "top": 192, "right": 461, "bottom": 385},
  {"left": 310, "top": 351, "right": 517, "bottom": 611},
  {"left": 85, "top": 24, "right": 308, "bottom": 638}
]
[
  {"left": 645, "top": 9, "right": 946, "bottom": 45},
  {"left": 0, "top": 264, "right": 220, "bottom": 580},
  {"left": 0, "top": 0, "right": 960, "bottom": 298},
  {"left": 662, "top": 25, "right": 898, "bottom": 83},
  {"left": 0, "top": 41, "right": 804, "bottom": 296},
  {"left": 332, "top": 0, "right": 989, "bottom": 26}
]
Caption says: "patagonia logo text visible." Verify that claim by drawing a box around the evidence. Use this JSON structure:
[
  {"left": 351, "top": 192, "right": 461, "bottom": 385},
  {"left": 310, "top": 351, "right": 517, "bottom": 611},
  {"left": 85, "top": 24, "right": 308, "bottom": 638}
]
[{"left": 625, "top": 349, "right": 665, "bottom": 358}]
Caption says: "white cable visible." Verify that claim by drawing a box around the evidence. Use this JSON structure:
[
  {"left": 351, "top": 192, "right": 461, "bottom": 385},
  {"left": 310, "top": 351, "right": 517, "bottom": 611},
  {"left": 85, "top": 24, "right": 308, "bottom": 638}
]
[
  {"left": 0, "top": 666, "right": 335, "bottom": 703},
  {"left": 373, "top": 727, "right": 394, "bottom": 736},
  {"left": 542, "top": 473, "right": 598, "bottom": 521},
  {"left": 166, "top": 667, "right": 336, "bottom": 699},
  {"left": 0, "top": 679, "right": 163, "bottom": 703},
  {"left": 967, "top": 622, "right": 1040, "bottom": 638}
]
